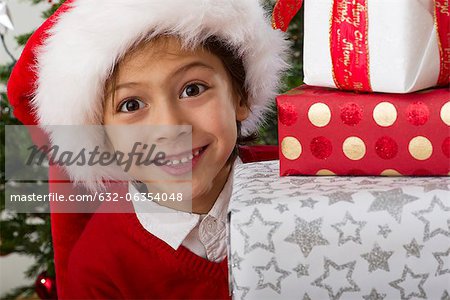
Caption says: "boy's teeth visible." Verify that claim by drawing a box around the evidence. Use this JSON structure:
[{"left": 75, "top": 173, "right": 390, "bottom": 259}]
[{"left": 165, "top": 147, "right": 205, "bottom": 166}]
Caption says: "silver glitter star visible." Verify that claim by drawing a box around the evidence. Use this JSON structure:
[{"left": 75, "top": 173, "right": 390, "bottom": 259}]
[
  {"left": 237, "top": 208, "right": 281, "bottom": 254},
  {"left": 368, "top": 188, "right": 419, "bottom": 223},
  {"left": 389, "top": 265, "right": 428, "bottom": 300},
  {"left": 299, "top": 197, "right": 318, "bottom": 209},
  {"left": 363, "top": 288, "right": 386, "bottom": 300},
  {"left": 312, "top": 258, "right": 360, "bottom": 300},
  {"left": 289, "top": 178, "right": 317, "bottom": 185},
  {"left": 378, "top": 224, "right": 392, "bottom": 238},
  {"left": 242, "top": 196, "right": 273, "bottom": 207},
  {"left": 329, "top": 177, "right": 352, "bottom": 183},
  {"left": 412, "top": 196, "right": 450, "bottom": 241},
  {"left": 422, "top": 182, "right": 450, "bottom": 192},
  {"left": 442, "top": 290, "right": 450, "bottom": 300},
  {"left": 256, "top": 162, "right": 277, "bottom": 174},
  {"left": 253, "top": 257, "right": 290, "bottom": 294},
  {"left": 247, "top": 173, "right": 274, "bottom": 179},
  {"left": 433, "top": 247, "right": 450, "bottom": 276},
  {"left": 231, "top": 251, "right": 244, "bottom": 270},
  {"left": 248, "top": 187, "right": 276, "bottom": 195},
  {"left": 275, "top": 203, "right": 289, "bottom": 213},
  {"left": 284, "top": 217, "right": 329, "bottom": 257},
  {"left": 310, "top": 184, "right": 333, "bottom": 192},
  {"left": 235, "top": 180, "right": 267, "bottom": 190},
  {"left": 332, "top": 211, "right": 367, "bottom": 246},
  {"left": 302, "top": 293, "right": 312, "bottom": 300},
  {"left": 289, "top": 190, "right": 313, "bottom": 197},
  {"left": 326, "top": 191, "right": 355, "bottom": 205},
  {"left": 293, "top": 263, "right": 309, "bottom": 277},
  {"left": 232, "top": 277, "right": 250, "bottom": 300},
  {"left": 403, "top": 239, "right": 424, "bottom": 258},
  {"left": 244, "top": 180, "right": 272, "bottom": 187},
  {"left": 360, "top": 180, "right": 380, "bottom": 185},
  {"left": 361, "top": 243, "right": 394, "bottom": 272}
]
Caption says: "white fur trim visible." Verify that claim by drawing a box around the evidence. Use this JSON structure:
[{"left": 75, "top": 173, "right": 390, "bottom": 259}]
[{"left": 32, "top": 0, "right": 292, "bottom": 190}]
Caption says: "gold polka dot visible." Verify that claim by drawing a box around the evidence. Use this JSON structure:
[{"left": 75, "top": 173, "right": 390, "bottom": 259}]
[
  {"left": 308, "top": 103, "right": 331, "bottom": 127},
  {"left": 281, "top": 136, "right": 302, "bottom": 160},
  {"left": 408, "top": 136, "right": 433, "bottom": 160},
  {"left": 373, "top": 102, "right": 397, "bottom": 127},
  {"left": 441, "top": 102, "right": 450, "bottom": 126},
  {"left": 342, "top": 137, "right": 366, "bottom": 160},
  {"left": 380, "top": 169, "right": 402, "bottom": 176},
  {"left": 316, "top": 169, "right": 336, "bottom": 176}
]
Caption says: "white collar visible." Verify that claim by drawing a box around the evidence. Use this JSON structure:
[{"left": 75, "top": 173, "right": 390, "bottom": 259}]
[{"left": 129, "top": 157, "right": 241, "bottom": 250}]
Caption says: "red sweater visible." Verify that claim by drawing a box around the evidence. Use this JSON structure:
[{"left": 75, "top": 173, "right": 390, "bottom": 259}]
[{"left": 65, "top": 201, "right": 231, "bottom": 299}]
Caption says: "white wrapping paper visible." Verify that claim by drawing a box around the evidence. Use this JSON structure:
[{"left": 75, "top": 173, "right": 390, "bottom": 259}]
[
  {"left": 303, "top": 0, "right": 441, "bottom": 93},
  {"left": 228, "top": 160, "right": 450, "bottom": 299}
]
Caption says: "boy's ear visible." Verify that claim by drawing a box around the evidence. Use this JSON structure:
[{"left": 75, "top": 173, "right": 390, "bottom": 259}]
[{"left": 235, "top": 96, "right": 250, "bottom": 122}]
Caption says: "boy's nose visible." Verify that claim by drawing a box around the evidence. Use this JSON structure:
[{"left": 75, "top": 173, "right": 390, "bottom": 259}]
[
  {"left": 154, "top": 125, "right": 191, "bottom": 144},
  {"left": 150, "top": 102, "right": 191, "bottom": 144}
]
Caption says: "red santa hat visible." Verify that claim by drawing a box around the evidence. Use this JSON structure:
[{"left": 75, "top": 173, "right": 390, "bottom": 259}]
[{"left": 7, "top": 0, "right": 292, "bottom": 190}]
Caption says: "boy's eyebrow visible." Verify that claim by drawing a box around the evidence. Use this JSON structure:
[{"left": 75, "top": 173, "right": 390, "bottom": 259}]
[
  {"left": 169, "top": 61, "right": 215, "bottom": 78},
  {"left": 109, "top": 61, "right": 215, "bottom": 96}
]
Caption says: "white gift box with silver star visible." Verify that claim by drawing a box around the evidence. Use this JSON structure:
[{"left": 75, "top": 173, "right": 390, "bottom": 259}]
[{"left": 227, "top": 160, "right": 450, "bottom": 300}]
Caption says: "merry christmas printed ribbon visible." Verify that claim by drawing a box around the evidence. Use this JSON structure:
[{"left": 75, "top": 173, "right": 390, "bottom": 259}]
[
  {"left": 272, "top": 0, "right": 450, "bottom": 91},
  {"left": 330, "top": 0, "right": 371, "bottom": 91},
  {"left": 435, "top": 0, "right": 450, "bottom": 86}
]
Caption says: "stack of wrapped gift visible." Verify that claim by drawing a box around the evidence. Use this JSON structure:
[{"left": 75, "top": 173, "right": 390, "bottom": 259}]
[
  {"left": 228, "top": 0, "right": 450, "bottom": 299},
  {"left": 273, "top": 0, "right": 449, "bottom": 176}
]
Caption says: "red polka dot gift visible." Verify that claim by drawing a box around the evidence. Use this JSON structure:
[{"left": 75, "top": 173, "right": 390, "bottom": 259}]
[{"left": 277, "top": 85, "right": 450, "bottom": 176}]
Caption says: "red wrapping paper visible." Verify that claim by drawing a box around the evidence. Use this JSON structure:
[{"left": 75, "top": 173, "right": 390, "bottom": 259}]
[{"left": 277, "top": 85, "right": 450, "bottom": 176}]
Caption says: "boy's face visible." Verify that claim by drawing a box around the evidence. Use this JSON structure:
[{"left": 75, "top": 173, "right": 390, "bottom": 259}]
[{"left": 103, "top": 36, "right": 248, "bottom": 212}]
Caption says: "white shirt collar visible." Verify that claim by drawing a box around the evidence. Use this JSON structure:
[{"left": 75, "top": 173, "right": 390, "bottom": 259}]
[{"left": 130, "top": 157, "right": 241, "bottom": 250}]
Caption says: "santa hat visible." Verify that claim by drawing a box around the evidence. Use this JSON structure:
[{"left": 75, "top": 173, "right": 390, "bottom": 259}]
[{"left": 7, "top": 0, "right": 292, "bottom": 190}]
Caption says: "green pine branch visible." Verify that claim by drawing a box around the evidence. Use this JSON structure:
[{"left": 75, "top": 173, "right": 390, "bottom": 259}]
[{"left": 0, "top": 286, "right": 35, "bottom": 300}]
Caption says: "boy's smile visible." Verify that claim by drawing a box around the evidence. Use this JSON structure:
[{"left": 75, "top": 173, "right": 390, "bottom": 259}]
[{"left": 103, "top": 36, "right": 249, "bottom": 214}]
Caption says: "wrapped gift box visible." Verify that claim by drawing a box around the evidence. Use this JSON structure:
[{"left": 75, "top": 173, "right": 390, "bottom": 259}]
[
  {"left": 227, "top": 160, "right": 450, "bottom": 299},
  {"left": 276, "top": 85, "right": 450, "bottom": 176},
  {"left": 272, "top": 0, "right": 449, "bottom": 93}
]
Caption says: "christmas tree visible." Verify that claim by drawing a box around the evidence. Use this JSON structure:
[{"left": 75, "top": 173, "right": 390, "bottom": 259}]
[
  {"left": 0, "top": 1, "right": 302, "bottom": 298},
  {"left": 1, "top": 2, "right": 65, "bottom": 299}
]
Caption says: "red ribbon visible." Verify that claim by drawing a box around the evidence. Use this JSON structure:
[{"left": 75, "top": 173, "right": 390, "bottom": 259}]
[
  {"left": 272, "top": 0, "right": 303, "bottom": 32},
  {"left": 330, "top": 0, "right": 372, "bottom": 92},
  {"left": 434, "top": 0, "right": 450, "bottom": 87}
]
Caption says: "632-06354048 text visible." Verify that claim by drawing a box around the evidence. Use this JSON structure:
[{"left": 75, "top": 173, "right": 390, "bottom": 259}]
[{"left": 9, "top": 192, "right": 184, "bottom": 202}]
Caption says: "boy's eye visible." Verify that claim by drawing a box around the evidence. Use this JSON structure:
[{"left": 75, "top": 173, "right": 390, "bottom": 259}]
[
  {"left": 118, "top": 98, "right": 146, "bottom": 112},
  {"left": 180, "top": 83, "right": 208, "bottom": 99}
]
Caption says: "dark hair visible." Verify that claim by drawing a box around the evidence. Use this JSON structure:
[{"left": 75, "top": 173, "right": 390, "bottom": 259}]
[{"left": 104, "top": 35, "right": 259, "bottom": 165}]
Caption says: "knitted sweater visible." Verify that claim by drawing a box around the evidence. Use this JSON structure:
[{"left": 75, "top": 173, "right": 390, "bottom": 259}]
[{"left": 65, "top": 201, "right": 231, "bottom": 299}]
